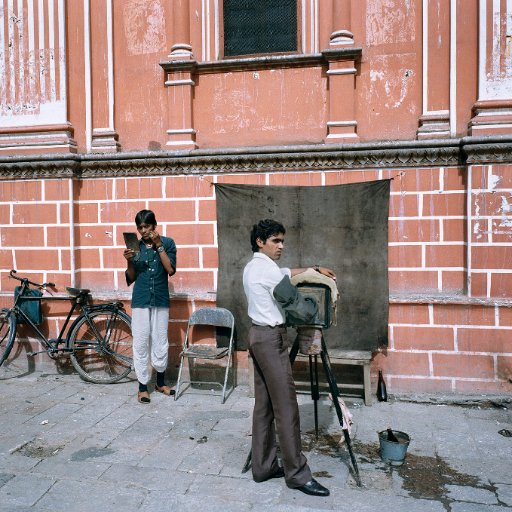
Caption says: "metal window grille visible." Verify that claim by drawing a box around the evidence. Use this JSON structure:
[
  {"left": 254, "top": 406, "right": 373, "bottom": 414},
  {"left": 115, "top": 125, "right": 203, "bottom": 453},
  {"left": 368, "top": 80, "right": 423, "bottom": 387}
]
[{"left": 223, "top": 0, "right": 297, "bottom": 57}]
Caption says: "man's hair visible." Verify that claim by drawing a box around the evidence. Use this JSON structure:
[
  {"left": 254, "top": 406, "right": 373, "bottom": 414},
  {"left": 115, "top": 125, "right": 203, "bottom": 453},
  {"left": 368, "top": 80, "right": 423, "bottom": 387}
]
[
  {"left": 250, "top": 219, "right": 286, "bottom": 252},
  {"left": 135, "top": 209, "right": 157, "bottom": 227}
]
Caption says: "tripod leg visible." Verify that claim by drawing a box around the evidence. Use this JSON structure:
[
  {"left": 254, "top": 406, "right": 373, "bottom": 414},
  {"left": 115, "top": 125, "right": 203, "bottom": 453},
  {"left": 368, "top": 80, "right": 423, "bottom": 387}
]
[
  {"left": 242, "top": 449, "right": 252, "bottom": 473},
  {"left": 320, "top": 339, "right": 362, "bottom": 487},
  {"left": 289, "top": 335, "right": 299, "bottom": 364},
  {"left": 309, "top": 355, "right": 320, "bottom": 438}
]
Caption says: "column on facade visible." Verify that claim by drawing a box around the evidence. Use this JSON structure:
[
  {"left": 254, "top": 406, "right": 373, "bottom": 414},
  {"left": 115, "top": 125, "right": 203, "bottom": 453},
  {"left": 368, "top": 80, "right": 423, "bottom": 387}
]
[
  {"left": 169, "top": 0, "right": 193, "bottom": 59},
  {"left": 329, "top": 0, "right": 354, "bottom": 46},
  {"left": 323, "top": 50, "right": 360, "bottom": 143},
  {"left": 323, "top": 1, "right": 358, "bottom": 143},
  {"left": 164, "top": 0, "right": 197, "bottom": 149},
  {"left": 322, "top": 1, "right": 359, "bottom": 144},
  {"left": 90, "top": 0, "right": 119, "bottom": 153},
  {"left": 417, "top": 0, "right": 451, "bottom": 139},
  {"left": 469, "top": 1, "right": 512, "bottom": 135}
]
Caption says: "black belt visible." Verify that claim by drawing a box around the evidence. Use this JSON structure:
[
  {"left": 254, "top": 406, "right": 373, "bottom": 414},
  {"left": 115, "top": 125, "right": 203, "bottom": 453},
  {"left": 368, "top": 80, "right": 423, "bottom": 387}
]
[{"left": 252, "top": 323, "right": 286, "bottom": 328}]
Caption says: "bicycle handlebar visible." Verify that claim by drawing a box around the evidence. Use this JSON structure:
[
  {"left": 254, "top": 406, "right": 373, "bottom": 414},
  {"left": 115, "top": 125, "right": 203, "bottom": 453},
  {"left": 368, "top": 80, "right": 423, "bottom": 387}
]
[{"left": 9, "top": 270, "right": 56, "bottom": 290}]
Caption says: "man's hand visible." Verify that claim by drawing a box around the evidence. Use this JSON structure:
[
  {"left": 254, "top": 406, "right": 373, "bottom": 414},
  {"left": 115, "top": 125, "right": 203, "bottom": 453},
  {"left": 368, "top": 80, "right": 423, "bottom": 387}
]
[
  {"left": 124, "top": 249, "right": 136, "bottom": 261},
  {"left": 148, "top": 230, "right": 162, "bottom": 247},
  {"left": 291, "top": 266, "right": 337, "bottom": 280},
  {"left": 318, "top": 267, "right": 336, "bottom": 280}
]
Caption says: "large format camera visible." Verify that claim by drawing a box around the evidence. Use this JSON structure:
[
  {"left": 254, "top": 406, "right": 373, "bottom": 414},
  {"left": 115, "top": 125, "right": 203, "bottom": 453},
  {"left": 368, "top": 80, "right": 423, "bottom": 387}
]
[{"left": 286, "top": 283, "right": 332, "bottom": 329}]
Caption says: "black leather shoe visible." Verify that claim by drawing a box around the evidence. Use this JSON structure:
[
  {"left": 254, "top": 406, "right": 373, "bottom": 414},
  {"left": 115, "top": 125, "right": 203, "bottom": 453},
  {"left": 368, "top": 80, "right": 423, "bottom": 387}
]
[
  {"left": 295, "top": 478, "right": 330, "bottom": 497},
  {"left": 253, "top": 466, "right": 284, "bottom": 483},
  {"left": 254, "top": 467, "right": 285, "bottom": 483},
  {"left": 268, "top": 467, "right": 285, "bottom": 479}
]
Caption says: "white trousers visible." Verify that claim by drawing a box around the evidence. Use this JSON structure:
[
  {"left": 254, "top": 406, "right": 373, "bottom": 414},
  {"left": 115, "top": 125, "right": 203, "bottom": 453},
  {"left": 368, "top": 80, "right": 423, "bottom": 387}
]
[{"left": 131, "top": 307, "right": 170, "bottom": 385}]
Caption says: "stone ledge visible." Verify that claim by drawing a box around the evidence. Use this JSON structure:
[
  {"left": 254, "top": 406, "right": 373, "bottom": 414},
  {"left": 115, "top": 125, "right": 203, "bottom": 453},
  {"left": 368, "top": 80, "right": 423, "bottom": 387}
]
[
  {"left": 4, "top": 291, "right": 509, "bottom": 308},
  {"left": 393, "top": 393, "right": 512, "bottom": 407},
  {"left": 390, "top": 293, "right": 512, "bottom": 307},
  {"left": 160, "top": 49, "right": 362, "bottom": 74}
]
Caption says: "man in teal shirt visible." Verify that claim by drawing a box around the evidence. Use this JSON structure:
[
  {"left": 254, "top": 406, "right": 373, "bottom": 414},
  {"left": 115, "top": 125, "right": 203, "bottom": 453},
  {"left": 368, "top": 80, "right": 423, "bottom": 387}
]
[{"left": 124, "top": 210, "right": 177, "bottom": 403}]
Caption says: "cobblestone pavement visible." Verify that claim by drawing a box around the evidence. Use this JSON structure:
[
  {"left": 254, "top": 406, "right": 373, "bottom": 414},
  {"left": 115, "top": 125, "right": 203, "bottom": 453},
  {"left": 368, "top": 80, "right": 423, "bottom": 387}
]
[{"left": 0, "top": 363, "right": 511, "bottom": 512}]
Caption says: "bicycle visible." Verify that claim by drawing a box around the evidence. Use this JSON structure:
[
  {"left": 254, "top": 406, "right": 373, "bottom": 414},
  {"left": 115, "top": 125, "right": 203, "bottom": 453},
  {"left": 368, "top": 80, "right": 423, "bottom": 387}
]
[{"left": 0, "top": 270, "right": 133, "bottom": 384}]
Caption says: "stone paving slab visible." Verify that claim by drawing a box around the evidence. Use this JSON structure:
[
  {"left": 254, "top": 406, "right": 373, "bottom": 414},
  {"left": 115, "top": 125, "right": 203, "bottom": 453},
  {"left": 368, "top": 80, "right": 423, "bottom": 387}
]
[
  {"left": 0, "top": 453, "right": 40, "bottom": 473},
  {"left": 497, "top": 484, "right": 512, "bottom": 507},
  {"left": 0, "top": 474, "right": 55, "bottom": 509},
  {"left": 29, "top": 458, "right": 111, "bottom": 480},
  {"left": 35, "top": 479, "right": 146, "bottom": 512},
  {"left": 446, "top": 485, "right": 499, "bottom": 505},
  {"left": 450, "top": 504, "right": 509, "bottom": 512},
  {"left": 100, "top": 462, "right": 197, "bottom": 493},
  {"left": 137, "top": 435, "right": 198, "bottom": 471},
  {"left": 0, "top": 370, "right": 510, "bottom": 511},
  {"left": 139, "top": 492, "right": 253, "bottom": 512}
]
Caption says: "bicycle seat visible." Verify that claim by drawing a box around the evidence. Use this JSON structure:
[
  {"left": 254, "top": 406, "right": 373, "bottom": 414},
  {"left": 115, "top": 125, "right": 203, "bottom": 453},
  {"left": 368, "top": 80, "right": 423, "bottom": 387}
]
[{"left": 66, "top": 287, "right": 90, "bottom": 297}]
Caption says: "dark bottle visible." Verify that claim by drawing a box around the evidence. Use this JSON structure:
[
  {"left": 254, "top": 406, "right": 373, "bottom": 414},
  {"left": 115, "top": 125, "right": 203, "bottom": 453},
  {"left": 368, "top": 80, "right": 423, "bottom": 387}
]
[
  {"left": 386, "top": 427, "right": 399, "bottom": 443},
  {"left": 377, "top": 370, "right": 388, "bottom": 402}
]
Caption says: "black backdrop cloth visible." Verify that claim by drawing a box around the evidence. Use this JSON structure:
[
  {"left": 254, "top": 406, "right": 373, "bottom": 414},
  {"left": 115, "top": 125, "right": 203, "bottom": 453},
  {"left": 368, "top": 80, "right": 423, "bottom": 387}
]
[{"left": 215, "top": 180, "right": 390, "bottom": 351}]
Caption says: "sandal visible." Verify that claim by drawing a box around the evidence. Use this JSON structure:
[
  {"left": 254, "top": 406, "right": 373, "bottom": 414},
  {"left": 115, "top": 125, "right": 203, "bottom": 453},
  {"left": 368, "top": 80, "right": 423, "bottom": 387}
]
[
  {"left": 138, "top": 390, "right": 151, "bottom": 404},
  {"left": 155, "top": 385, "right": 175, "bottom": 396}
]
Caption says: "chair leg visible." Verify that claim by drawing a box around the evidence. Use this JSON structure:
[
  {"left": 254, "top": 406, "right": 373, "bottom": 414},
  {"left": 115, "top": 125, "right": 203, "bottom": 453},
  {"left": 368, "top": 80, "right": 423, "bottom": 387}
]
[
  {"left": 221, "top": 352, "right": 232, "bottom": 404},
  {"left": 363, "top": 362, "right": 371, "bottom": 406},
  {"left": 175, "top": 353, "right": 185, "bottom": 401}
]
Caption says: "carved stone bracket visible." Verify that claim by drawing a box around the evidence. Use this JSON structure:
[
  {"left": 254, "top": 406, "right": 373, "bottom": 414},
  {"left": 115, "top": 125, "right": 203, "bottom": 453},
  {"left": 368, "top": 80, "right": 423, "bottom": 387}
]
[
  {"left": 469, "top": 100, "right": 512, "bottom": 137},
  {"left": 91, "top": 128, "right": 121, "bottom": 153},
  {"left": 417, "top": 111, "right": 451, "bottom": 140}
]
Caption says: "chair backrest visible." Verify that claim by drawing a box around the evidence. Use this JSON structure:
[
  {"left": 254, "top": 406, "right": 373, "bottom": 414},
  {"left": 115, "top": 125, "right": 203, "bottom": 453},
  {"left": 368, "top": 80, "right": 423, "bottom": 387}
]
[{"left": 188, "top": 307, "right": 234, "bottom": 330}]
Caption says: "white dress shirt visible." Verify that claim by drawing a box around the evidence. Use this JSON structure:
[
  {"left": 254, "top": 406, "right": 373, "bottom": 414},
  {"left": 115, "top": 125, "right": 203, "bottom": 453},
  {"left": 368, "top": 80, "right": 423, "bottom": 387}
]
[{"left": 243, "top": 252, "right": 291, "bottom": 327}]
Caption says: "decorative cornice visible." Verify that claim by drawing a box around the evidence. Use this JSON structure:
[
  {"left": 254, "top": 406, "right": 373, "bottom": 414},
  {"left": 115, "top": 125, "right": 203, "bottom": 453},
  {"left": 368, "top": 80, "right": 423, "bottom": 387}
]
[
  {"left": 0, "top": 137, "right": 510, "bottom": 180},
  {"left": 462, "top": 135, "right": 512, "bottom": 164},
  {"left": 72, "top": 140, "right": 465, "bottom": 178},
  {"left": 0, "top": 155, "right": 78, "bottom": 179}
]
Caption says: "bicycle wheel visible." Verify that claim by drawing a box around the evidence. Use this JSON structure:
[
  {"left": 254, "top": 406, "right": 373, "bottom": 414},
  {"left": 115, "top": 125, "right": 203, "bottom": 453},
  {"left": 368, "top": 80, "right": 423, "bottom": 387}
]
[
  {"left": 68, "top": 309, "right": 133, "bottom": 384},
  {"left": 0, "top": 309, "right": 16, "bottom": 366}
]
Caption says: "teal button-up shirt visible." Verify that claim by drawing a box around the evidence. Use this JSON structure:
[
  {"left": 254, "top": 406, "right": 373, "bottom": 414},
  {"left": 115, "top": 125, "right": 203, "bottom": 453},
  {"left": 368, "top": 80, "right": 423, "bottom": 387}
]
[{"left": 127, "top": 236, "right": 177, "bottom": 309}]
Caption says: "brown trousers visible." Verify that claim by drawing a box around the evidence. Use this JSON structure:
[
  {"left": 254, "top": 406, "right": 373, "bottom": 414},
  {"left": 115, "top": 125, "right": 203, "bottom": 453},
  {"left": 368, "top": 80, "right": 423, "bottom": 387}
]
[{"left": 249, "top": 325, "right": 312, "bottom": 488}]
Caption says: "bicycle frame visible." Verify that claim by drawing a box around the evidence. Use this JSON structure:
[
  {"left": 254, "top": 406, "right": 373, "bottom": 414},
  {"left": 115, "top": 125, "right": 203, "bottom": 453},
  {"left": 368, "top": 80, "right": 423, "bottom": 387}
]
[
  {"left": 8, "top": 272, "right": 126, "bottom": 358},
  {"left": 11, "top": 289, "right": 85, "bottom": 355}
]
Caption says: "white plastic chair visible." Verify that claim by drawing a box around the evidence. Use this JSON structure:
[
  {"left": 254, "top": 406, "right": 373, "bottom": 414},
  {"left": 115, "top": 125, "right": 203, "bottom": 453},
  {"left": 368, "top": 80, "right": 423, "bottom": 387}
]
[{"left": 174, "top": 307, "right": 235, "bottom": 404}]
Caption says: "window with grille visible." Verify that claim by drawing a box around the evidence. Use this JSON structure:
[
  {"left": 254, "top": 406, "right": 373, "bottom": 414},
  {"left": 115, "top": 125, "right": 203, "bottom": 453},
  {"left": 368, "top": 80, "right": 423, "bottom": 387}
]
[{"left": 223, "top": 0, "right": 298, "bottom": 57}]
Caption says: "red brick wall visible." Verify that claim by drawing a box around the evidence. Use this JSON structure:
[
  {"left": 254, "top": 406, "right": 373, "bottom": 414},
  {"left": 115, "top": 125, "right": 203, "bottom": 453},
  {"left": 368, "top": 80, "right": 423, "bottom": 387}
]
[
  {"left": 469, "top": 164, "right": 512, "bottom": 298},
  {"left": 1, "top": 165, "right": 511, "bottom": 395}
]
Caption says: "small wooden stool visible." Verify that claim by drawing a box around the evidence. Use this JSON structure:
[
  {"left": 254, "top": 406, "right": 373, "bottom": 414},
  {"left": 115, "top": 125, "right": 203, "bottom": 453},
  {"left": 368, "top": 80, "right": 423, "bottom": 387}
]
[
  {"left": 248, "top": 349, "right": 373, "bottom": 405},
  {"left": 326, "top": 349, "right": 373, "bottom": 405}
]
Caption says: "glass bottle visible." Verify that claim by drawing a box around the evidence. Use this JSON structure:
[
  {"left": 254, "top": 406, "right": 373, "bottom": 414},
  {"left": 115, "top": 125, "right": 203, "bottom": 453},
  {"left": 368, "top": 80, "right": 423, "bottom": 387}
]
[
  {"left": 386, "top": 427, "right": 399, "bottom": 443},
  {"left": 377, "top": 369, "right": 388, "bottom": 402}
]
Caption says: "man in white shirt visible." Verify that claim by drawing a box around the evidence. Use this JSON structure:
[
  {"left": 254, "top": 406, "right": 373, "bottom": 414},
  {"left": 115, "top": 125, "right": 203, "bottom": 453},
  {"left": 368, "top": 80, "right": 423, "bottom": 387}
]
[{"left": 243, "top": 219, "right": 335, "bottom": 497}]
